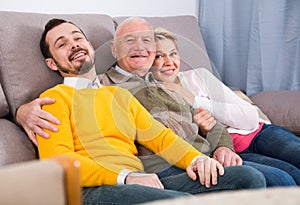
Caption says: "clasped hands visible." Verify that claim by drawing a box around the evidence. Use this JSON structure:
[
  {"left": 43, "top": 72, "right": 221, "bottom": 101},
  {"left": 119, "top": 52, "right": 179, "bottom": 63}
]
[{"left": 125, "top": 156, "right": 224, "bottom": 189}]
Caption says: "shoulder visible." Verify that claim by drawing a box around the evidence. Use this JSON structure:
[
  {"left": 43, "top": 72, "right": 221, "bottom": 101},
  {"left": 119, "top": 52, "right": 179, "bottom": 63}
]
[
  {"left": 179, "top": 67, "right": 211, "bottom": 80},
  {"left": 40, "top": 84, "right": 71, "bottom": 98},
  {"left": 101, "top": 85, "right": 132, "bottom": 97}
]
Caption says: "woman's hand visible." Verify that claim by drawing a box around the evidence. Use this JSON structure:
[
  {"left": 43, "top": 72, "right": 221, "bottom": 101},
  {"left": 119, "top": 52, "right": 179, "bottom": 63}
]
[{"left": 193, "top": 108, "right": 217, "bottom": 136}]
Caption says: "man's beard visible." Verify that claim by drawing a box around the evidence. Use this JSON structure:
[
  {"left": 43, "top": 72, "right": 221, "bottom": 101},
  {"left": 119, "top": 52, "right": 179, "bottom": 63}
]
[
  {"left": 56, "top": 59, "right": 94, "bottom": 75},
  {"left": 54, "top": 49, "right": 95, "bottom": 75}
]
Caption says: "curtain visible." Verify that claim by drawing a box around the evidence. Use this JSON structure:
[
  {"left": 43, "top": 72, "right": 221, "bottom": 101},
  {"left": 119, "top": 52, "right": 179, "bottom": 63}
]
[{"left": 199, "top": 0, "right": 300, "bottom": 95}]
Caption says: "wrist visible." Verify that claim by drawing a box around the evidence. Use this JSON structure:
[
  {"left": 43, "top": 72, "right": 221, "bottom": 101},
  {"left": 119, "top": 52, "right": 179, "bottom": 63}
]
[
  {"left": 191, "top": 155, "right": 209, "bottom": 165},
  {"left": 15, "top": 104, "right": 24, "bottom": 125},
  {"left": 117, "top": 169, "right": 132, "bottom": 185}
]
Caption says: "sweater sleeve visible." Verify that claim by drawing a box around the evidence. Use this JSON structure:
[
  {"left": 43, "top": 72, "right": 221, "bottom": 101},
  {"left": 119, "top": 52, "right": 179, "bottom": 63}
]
[
  {"left": 180, "top": 68, "right": 260, "bottom": 130},
  {"left": 37, "top": 87, "right": 120, "bottom": 187},
  {"left": 128, "top": 95, "right": 203, "bottom": 169},
  {"left": 206, "top": 122, "right": 234, "bottom": 153}
]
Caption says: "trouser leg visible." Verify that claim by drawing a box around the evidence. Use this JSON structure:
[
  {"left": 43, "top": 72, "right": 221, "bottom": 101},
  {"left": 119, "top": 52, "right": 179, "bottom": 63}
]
[{"left": 82, "top": 184, "right": 190, "bottom": 205}]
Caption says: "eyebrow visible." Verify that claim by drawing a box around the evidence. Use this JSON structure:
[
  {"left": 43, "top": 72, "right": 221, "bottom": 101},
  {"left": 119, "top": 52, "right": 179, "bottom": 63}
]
[{"left": 54, "top": 30, "right": 82, "bottom": 46}]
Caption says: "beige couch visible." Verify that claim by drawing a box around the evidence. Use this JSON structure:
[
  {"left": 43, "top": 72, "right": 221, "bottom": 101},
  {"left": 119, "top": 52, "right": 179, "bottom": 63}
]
[
  {"left": 0, "top": 11, "right": 299, "bottom": 204},
  {"left": 0, "top": 156, "right": 81, "bottom": 205}
]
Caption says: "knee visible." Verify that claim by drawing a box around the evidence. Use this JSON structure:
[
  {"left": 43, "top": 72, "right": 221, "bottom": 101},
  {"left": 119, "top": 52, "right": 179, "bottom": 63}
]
[{"left": 226, "top": 165, "right": 266, "bottom": 189}]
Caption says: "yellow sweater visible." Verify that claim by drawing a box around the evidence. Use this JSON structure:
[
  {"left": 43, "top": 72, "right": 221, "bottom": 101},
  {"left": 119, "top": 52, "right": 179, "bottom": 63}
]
[{"left": 37, "top": 84, "right": 201, "bottom": 187}]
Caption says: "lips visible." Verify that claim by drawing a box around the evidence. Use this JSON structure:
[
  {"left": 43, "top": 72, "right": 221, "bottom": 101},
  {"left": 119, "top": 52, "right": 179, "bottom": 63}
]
[
  {"left": 69, "top": 48, "right": 87, "bottom": 61},
  {"left": 161, "top": 68, "right": 175, "bottom": 74},
  {"left": 129, "top": 53, "right": 147, "bottom": 59}
]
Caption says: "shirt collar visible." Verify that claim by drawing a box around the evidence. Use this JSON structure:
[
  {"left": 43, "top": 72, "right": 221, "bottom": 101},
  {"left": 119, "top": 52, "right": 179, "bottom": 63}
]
[
  {"left": 115, "top": 65, "right": 135, "bottom": 77},
  {"left": 63, "top": 76, "right": 101, "bottom": 90}
]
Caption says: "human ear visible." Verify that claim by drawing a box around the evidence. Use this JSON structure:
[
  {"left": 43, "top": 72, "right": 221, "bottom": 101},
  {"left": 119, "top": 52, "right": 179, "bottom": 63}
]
[
  {"left": 45, "top": 58, "right": 58, "bottom": 71},
  {"left": 111, "top": 41, "right": 117, "bottom": 58}
]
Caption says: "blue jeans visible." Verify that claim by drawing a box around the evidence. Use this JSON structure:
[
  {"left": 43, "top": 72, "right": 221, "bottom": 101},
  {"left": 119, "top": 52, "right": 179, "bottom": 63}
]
[
  {"left": 240, "top": 124, "right": 300, "bottom": 185},
  {"left": 243, "top": 161, "right": 296, "bottom": 186},
  {"left": 82, "top": 166, "right": 266, "bottom": 205},
  {"left": 156, "top": 158, "right": 297, "bottom": 187}
]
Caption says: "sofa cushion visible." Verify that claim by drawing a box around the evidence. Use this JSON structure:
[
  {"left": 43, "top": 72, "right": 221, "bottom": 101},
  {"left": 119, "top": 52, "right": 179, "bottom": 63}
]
[
  {"left": 113, "top": 15, "right": 213, "bottom": 73},
  {"left": 250, "top": 91, "right": 300, "bottom": 136},
  {"left": 0, "top": 83, "right": 9, "bottom": 117},
  {"left": 0, "top": 11, "right": 115, "bottom": 118}
]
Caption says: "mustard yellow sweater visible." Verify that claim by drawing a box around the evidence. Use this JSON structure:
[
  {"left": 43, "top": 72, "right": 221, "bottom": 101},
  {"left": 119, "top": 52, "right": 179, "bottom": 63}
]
[{"left": 37, "top": 84, "right": 201, "bottom": 187}]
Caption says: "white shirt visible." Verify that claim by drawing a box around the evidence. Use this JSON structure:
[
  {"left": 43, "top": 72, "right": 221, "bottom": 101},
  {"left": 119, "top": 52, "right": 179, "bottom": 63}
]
[
  {"left": 63, "top": 76, "right": 101, "bottom": 89},
  {"left": 178, "top": 68, "right": 261, "bottom": 134}
]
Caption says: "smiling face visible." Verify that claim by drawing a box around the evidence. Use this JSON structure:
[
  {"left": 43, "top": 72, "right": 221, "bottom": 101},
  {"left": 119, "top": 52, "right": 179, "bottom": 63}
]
[
  {"left": 151, "top": 38, "right": 180, "bottom": 83},
  {"left": 112, "top": 18, "right": 156, "bottom": 77},
  {"left": 45, "top": 22, "right": 95, "bottom": 77}
]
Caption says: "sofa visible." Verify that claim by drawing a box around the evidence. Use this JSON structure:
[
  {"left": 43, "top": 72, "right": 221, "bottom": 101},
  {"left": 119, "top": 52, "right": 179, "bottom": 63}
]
[
  {"left": 0, "top": 156, "right": 81, "bottom": 205},
  {"left": 0, "top": 11, "right": 299, "bottom": 204}
]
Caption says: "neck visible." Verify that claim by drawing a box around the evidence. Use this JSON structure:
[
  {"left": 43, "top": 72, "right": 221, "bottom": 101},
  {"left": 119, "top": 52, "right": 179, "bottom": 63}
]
[
  {"left": 116, "top": 64, "right": 149, "bottom": 77},
  {"left": 80, "top": 68, "right": 97, "bottom": 80},
  {"left": 63, "top": 67, "right": 97, "bottom": 81}
]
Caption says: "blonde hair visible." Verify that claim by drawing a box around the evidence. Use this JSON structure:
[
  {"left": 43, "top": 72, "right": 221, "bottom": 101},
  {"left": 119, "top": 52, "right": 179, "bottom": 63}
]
[{"left": 153, "top": 27, "right": 178, "bottom": 49}]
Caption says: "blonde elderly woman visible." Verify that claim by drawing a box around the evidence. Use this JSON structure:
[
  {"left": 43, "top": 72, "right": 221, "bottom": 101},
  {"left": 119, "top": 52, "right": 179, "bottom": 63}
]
[{"left": 151, "top": 27, "right": 300, "bottom": 187}]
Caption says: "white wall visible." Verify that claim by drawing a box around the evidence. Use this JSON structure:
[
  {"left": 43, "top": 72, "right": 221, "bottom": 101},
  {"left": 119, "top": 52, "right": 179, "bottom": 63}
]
[{"left": 0, "top": 0, "right": 199, "bottom": 17}]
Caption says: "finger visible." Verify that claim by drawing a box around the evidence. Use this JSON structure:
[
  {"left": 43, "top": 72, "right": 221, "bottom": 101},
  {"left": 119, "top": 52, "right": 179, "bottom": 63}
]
[
  {"left": 215, "top": 153, "right": 225, "bottom": 166},
  {"left": 223, "top": 155, "right": 231, "bottom": 167},
  {"left": 204, "top": 160, "right": 211, "bottom": 188},
  {"left": 197, "top": 159, "right": 206, "bottom": 186},
  {"left": 202, "top": 112, "right": 212, "bottom": 120},
  {"left": 210, "top": 119, "right": 217, "bottom": 128},
  {"left": 38, "top": 110, "right": 60, "bottom": 125},
  {"left": 229, "top": 156, "right": 237, "bottom": 166},
  {"left": 211, "top": 162, "right": 218, "bottom": 186},
  {"left": 197, "top": 107, "right": 204, "bottom": 113},
  {"left": 38, "top": 97, "right": 56, "bottom": 106},
  {"left": 186, "top": 165, "right": 197, "bottom": 181},
  {"left": 27, "top": 130, "right": 38, "bottom": 146},
  {"left": 217, "top": 163, "right": 225, "bottom": 176},
  {"left": 33, "top": 125, "right": 50, "bottom": 138},
  {"left": 236, "top": 156, "right": 243, "bottom": 166},
  {"left": 35, "top": 115, "right": 59, "bottom": 132}
]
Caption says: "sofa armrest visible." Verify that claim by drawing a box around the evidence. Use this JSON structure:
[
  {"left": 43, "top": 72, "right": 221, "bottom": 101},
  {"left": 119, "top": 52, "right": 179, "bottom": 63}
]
[
  {"left": 0, "top": 118, "right": 37, "bottom": 166},
  {"left": 0, "top": 156, "right": 81, "bottom": 205}
]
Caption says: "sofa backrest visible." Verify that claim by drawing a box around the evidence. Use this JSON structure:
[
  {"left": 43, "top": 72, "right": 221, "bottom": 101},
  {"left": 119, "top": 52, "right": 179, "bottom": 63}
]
[
  {"left": 0, "top": 11, "right": 115, "bottom": 117},
  {"left": 0, "top": 82, "right": 9, "bottom": 117},
  {"left": 0, "top": 12, "right": 211, "bottom": 119}
]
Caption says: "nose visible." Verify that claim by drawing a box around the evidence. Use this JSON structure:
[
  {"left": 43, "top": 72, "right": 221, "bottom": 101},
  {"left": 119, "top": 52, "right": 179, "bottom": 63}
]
[
  {"left": 164, "top": 55, "right": 173, "bottom": 65},
  {"left": 135, "top": 41, "right": 144, "bottom": 51},
  {"left": 134, "top": 39, "right": 146, "bottom": 51},
  {"left": 69, "top": 40, "right": 79, "bottom": 50}
]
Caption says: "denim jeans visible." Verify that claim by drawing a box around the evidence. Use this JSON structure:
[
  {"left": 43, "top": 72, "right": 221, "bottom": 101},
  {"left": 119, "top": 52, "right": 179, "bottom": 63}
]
[
  {"left": 243, "top": 161, "right": 297, "bottom": 186},
  {"left": 240, "top": 124, "right": 300, "bottom": 185},
  {"left": 157, "top": 156, "right": 297, "bottom": 187},
  {"left": 82, "top": 165, "right": 266, "bottom": 205}
]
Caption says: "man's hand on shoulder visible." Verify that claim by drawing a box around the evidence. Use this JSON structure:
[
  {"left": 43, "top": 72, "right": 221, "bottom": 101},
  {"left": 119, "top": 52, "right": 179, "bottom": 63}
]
[
  {"left": 16, "top": 97, "right": 60, "bottom": 146},
  {"left": 213, "top": 147, "right": 243, "bottom": 166},
  {"left": 125, "top": 172, "right": 164, "bottom": 189}
]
